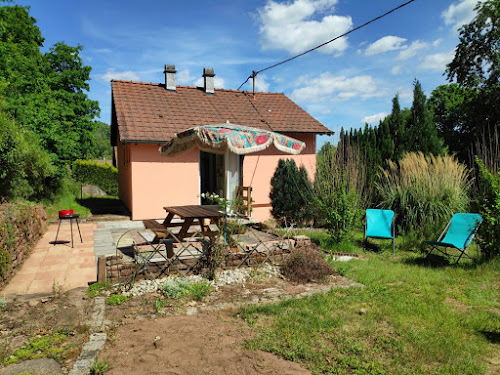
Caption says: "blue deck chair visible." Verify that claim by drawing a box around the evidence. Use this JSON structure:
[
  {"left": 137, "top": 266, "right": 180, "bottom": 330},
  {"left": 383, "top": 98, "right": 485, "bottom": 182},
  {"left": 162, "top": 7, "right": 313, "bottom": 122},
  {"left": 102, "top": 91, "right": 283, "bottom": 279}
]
[
  {"left": 424, "top": 213, "right": 483, "bottom": 263},
  {"left": 365, "top": 209, "right": 396, "bottom": 255}
]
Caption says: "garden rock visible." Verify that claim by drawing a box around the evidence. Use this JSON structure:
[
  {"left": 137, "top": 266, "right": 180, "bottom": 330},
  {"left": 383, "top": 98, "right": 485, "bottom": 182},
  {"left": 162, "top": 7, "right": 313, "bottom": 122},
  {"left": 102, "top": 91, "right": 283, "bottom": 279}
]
[{"left": 0, "top": 358, "right": 61, "bottom": 375}]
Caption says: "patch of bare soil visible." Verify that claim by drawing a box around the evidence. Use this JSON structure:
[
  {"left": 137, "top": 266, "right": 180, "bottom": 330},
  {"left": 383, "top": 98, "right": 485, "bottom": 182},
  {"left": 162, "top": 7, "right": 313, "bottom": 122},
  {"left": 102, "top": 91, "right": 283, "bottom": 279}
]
[
  {"left": 101, "top": 312, "right": 310, "bottom": 375},
  {"left": 0, "top": 288, "right": 94, "bottom": 370},
  {"left": 101, "top": 267, "right": 362, "bottom": 375}
]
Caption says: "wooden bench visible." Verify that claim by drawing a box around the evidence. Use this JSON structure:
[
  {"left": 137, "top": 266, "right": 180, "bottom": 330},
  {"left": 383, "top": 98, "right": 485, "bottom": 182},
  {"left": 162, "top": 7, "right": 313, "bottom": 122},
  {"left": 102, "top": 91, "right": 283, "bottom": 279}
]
[{"left": 143, "top": 219, "right": 218, "bottom": 242}]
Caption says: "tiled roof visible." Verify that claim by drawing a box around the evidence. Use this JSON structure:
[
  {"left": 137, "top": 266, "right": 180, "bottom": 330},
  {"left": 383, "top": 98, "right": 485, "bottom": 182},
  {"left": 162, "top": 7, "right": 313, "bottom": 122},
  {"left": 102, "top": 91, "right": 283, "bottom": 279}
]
[{"left": 111, "top": 80, "right": 332, "bottom": 144}]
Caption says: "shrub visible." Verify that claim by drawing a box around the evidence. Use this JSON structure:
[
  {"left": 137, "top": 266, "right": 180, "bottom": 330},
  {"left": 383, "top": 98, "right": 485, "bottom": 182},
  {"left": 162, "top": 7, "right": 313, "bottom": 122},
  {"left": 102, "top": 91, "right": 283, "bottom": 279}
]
[
  {"left": 161, "top": 279, "right": 190, "bottom": 299},
  {"left": 377, "top": 152, "right": 470, "bottom": 240},
  {"left": 314, "top": 141, "right": 365, "bottom": 241},
  {"left": 0, "top": 109, "right": 56, "bottom": 201},
  {"left": 73, "top": 160, "right": 118, "bottom": 196},
  {"left": 281, "top": 245, "right": 335, "bottom": 283},
  {"left": 189, "top": 282, "right": 213, "bottom": 301},
  {"left": 270, "top": 159, "right": 313, "bottom": 226},
  {"left": 475, "top": 157, "right": 500, "bottom": 257}
]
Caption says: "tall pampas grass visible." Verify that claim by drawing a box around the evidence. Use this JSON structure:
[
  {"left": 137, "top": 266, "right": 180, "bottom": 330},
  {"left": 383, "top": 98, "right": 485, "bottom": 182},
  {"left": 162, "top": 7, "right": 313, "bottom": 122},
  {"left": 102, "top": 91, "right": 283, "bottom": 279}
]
[{"left": 377, "top": 152, "right": 471, "bottom": 240}]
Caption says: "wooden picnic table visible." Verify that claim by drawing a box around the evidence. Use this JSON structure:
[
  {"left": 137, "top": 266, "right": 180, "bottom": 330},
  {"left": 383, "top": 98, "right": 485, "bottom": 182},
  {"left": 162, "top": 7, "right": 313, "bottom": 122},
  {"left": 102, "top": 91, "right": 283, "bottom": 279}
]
[{"left": 143, "top": 205, "right": 221, "bottom": 243}]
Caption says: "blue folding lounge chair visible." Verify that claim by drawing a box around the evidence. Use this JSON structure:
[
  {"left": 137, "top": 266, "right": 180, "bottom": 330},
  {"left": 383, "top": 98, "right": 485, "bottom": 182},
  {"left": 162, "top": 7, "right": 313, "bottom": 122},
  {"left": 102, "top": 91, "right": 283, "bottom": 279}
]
[
  {"left": 365, "top": 209, "right": 396, "bottom": 255},
  {"left": 425, "top": 213, "right": 483, "bottom": 263}
]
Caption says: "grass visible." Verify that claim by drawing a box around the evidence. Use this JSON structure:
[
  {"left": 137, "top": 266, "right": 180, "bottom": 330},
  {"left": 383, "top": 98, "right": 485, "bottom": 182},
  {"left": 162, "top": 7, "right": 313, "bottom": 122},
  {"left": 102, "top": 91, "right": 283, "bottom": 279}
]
[
  {"left": 3, "top": 331, "right": 74, "bottom": 365},
  {"left": 105, "top": 294, "right": 128, "bottom": 306},
  {"left": 238, "top": 228, "right": 500, "bottom": 374},
  {"left": 90, "top": 359, "right": 110, "bottom": 374},
  {"left": 88, "top": 282, "right": 111, "bottom": 298},
  {"left": 43, "top": 177, "right": 123, "bottom": 221},
  {"left": 160, "top": 279, "right": 213, "bottom": 301}
]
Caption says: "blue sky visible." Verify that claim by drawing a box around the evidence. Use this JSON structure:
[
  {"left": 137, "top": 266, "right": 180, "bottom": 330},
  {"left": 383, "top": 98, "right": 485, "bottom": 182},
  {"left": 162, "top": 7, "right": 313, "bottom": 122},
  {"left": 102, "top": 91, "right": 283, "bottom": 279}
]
[{"left": 18, "top": 0, "right": 480, "bottom": 148}]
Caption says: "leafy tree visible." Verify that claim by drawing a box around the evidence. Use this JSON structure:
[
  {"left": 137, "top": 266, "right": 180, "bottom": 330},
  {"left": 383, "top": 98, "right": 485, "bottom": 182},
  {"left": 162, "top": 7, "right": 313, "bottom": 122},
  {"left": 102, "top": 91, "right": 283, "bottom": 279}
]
[
  {"left": 270, "top": 159, "right": 313, "bottom": 226},
  {"left": 90, "top": 121, "right": 113, "bottom": 160},
  {"left": 0, "top": 4, "right": 99, "bottom": 168},
  {"left": 429, "top": 84, "right": 475, "bottom": 160},
  {"left": 447, "top": 0, "right": 500, "bottom": 87},
  {"left": 0, "top": 82, "right": 55, "bottom": 200}
]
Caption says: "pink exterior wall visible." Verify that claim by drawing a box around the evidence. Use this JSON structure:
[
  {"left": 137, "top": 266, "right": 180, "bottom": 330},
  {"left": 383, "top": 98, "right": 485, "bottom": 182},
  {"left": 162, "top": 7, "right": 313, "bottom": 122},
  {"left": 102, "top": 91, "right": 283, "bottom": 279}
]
[
  {"left": 117, "top": 139, "right": 132, "bottom": 212},
  {"left": 120, "top": 143, "right": 200, "bottom": 220},
  {"left": 243, "top": 133, "right": 316, "bottom": 222},
  {"left": 118, "top": 133, "right": 317, "bottom": 222}
]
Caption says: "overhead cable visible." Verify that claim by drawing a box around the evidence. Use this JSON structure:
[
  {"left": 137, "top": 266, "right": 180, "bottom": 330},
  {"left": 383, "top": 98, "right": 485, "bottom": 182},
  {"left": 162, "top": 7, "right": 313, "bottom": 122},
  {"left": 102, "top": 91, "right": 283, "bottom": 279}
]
[{"left": 238, "top": 0, "right": 416, "bottom": 90}]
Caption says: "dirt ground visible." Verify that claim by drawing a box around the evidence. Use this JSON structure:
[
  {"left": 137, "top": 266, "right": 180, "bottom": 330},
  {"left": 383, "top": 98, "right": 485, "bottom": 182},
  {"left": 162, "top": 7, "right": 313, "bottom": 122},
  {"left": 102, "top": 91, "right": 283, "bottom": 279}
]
[
  {"left": 101, "top": 313, "right": 310, "bottom": 375},
  {"left": 1, "top": 242, "right": 359, "bottom": 374},
  {"left": 0, "top": 288, "right": 94, "bottom": 371}
]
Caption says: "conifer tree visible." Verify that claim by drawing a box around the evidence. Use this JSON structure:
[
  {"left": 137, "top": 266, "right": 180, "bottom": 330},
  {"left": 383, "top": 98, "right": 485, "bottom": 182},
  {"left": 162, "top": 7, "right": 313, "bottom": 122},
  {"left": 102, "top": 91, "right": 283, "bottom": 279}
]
[
  {"left": 407, "top": 80, "right": 444, "bottom": 156},
  {"left": 270, "top": 159, "right": 312, "bottom": 226}
]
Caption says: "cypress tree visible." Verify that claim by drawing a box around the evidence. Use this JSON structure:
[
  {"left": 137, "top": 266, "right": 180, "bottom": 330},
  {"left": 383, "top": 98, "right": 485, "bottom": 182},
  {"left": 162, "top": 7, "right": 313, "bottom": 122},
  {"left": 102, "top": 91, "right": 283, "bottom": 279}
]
[
  {"left": 270, "top": 158, "right": 312, "bottom": 226},
  {"left": 407, "top": 80, "right": 444, "bottom": 155}
]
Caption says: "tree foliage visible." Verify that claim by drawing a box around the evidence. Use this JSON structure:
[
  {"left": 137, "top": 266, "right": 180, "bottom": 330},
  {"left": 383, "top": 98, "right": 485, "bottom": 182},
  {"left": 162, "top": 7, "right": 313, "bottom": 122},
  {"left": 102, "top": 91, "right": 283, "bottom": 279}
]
[
  {"left": 475, "top": 157, "right": 500, "bottom": 257},
  {"left": 270, "top": 159, "right": 313, "bottom": 226},
  {"left": 447, "top": 0, "right": 500, "bottom": 87},
  {"left": 0, "top": 3, "right": 100, "bottom": 200}
]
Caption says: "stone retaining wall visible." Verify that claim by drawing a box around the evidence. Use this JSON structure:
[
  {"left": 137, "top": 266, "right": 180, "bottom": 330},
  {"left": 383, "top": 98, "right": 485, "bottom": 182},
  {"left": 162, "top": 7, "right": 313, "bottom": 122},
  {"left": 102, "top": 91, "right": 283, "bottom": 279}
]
[
  {"left": 99, "top": 236, "right": 311, "bottom": 284},
  {"left": 0, "top": 203, "right": 47, "bottom": 289}
]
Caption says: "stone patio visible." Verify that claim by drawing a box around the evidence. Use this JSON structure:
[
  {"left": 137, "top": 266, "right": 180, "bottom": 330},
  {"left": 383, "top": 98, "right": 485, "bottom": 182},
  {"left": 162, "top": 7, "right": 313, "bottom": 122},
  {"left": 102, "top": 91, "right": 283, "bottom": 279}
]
[{"left": 2, "top": 222, "right": 97, "bottom": 298}]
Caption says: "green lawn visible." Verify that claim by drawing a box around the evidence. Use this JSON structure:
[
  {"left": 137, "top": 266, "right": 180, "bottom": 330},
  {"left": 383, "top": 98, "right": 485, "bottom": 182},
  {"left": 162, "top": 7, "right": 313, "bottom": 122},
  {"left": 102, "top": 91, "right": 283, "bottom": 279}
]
[{"left": 239, "top": 230, "right": 500, "bottom": 374}]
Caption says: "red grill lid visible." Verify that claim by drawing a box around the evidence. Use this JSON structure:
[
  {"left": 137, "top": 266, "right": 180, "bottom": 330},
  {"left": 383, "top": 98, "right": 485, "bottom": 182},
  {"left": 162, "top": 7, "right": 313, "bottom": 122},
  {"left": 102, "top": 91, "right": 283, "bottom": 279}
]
[{"left": 58, "top": 209, "right": 74, "bottom": 218}]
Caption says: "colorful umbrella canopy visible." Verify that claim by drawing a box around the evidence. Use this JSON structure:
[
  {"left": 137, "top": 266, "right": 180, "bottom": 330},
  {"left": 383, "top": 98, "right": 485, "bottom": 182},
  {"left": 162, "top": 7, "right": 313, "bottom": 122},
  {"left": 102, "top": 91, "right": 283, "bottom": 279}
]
[{"left": 159, "top": 123, "right": 306, "bottom": 156}]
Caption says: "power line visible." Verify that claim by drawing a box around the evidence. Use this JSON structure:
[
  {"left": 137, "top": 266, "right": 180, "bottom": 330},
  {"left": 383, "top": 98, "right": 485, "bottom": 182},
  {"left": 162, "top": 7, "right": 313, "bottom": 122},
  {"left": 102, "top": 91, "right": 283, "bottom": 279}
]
[{"left": 238, "top": 0, "right": 416, "bottom": 91}]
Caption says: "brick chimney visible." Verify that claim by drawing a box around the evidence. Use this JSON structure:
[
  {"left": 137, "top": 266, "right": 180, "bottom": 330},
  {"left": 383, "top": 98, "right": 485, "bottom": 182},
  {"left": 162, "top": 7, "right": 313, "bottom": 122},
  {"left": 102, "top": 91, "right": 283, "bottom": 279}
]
[
  {"left": 164, "top": 64, "right": 176, "bottom": 92},
  {"left": 203, "top": 67, "right": 215, "bottom": 95}
]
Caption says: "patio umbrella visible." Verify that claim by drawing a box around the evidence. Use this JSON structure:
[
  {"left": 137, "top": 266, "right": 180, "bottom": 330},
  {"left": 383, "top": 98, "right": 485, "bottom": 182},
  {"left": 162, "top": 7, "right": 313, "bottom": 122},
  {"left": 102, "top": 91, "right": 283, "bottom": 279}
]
[{"left": 159, "top": 122, "right": 306, "bottom": 156}]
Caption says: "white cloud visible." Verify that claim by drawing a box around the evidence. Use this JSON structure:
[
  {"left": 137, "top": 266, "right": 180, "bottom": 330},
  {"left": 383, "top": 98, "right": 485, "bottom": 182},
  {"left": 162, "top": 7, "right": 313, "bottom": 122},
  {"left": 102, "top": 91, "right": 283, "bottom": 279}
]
[
  {"left": 258, "top": 0, "right": 352, "bottom": 55},
  {"left": 396, "top": 40, "right": 429, "bottom": 61},
  {"left": 99, "top": 68, "right": 140, "bottom": 82},
  {"left": 291, "top": 72, "right": 382, "bottom": 103},
  {"left": 176, "top": 69, "right": 196, "bottom": 85},
  {"left": 391, "top": 65, "right": 402, "bottom": 75},
  {"left": 194, "top": 76, "right": 226, "bottom": 89},
  {"left": 419, "top": 50, "right": 455, "bottom": 71},
  {"left": 254, "top": 74, "right": 270, "bottom": 92},
  {"left": 365, "top": 35, "right": 407, "bottom": 56},
  {"left": 362, "top": 112, "right": 388, "bottom": 124},
  {"left": 442, "top": 0, "right": 479, "bottom": 32}
]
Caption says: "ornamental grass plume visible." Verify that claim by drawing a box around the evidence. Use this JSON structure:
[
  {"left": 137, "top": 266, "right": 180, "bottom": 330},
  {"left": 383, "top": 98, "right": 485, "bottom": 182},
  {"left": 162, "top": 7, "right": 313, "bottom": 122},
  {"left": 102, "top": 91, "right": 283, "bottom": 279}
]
[{"left": 377, "top": 152, "right": 470, "bottom": 241}]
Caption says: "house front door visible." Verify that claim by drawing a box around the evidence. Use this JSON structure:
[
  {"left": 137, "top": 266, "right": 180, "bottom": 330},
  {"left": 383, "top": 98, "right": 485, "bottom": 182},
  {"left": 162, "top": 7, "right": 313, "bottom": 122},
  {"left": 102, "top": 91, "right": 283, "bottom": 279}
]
[{"left": 199, "top": 151, "right": 241, "bottom": 205}]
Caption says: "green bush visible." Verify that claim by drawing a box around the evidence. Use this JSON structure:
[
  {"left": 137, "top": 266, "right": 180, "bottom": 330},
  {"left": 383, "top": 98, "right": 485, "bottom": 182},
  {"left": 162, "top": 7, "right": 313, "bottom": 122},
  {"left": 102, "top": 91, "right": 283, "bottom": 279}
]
[
  {"left": 475, "top": 157, "right": 500, "bottom": 257},
  {"left": 161, "top": 279, "right": 190, "bottom": 299},
  {"left": 378, "top": 152, "right": 470, "bottom": 241},
  {"left": 314, "top": 142, "right": 364, "bottom": 242},
  {"left": 270, "top": 159, "right": 313, "bottom": 226},
  {"left": 189, "top": 282, "right": 213, "bottom": 301},
  {"left": 0, "top": 107, "right": 56, "bottom": 201},
  {"left": 73, "top": 160, "right": 118, "bottom": 196}
]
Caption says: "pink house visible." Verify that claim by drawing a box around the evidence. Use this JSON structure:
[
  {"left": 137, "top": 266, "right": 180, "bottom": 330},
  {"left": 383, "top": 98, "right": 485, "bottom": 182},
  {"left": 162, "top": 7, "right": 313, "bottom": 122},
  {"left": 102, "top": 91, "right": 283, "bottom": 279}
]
[{"left": 111, "top": 65, "right": 332, "bottom": 222}]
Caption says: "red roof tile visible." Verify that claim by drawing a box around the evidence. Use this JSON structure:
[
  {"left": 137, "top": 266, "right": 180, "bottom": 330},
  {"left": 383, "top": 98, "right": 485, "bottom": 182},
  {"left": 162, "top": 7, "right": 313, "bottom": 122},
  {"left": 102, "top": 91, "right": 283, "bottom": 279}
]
[{"left": 111, "top": 80, "right": 332, "bottom": 144}]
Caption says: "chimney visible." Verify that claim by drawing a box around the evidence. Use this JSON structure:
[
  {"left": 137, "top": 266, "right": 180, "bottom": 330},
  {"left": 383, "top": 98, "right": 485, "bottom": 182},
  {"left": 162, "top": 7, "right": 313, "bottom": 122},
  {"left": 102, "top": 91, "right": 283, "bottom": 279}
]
[
  {"left": 164, "top": 64, "right": 176, "bottom": 92},
  {"left": 203, "top": 67, "right": 215, "bottom": 95}
]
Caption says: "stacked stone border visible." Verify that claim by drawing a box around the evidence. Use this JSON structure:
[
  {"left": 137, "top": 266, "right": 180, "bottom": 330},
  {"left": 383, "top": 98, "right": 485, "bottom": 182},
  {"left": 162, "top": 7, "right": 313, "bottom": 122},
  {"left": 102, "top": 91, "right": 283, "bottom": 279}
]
[
  {"left": 0, "top": 203, "right": 47, "bottom": 289},
  {"left": 98, "top": 235, "right": 313, "bottom": 284}
]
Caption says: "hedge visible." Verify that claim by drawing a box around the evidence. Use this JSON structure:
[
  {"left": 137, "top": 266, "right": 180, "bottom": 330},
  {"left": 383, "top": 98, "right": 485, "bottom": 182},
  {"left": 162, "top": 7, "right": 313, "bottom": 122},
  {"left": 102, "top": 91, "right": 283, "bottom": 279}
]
[{"left": 73, "top": 160, "right": 119, "bottom": 196}]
